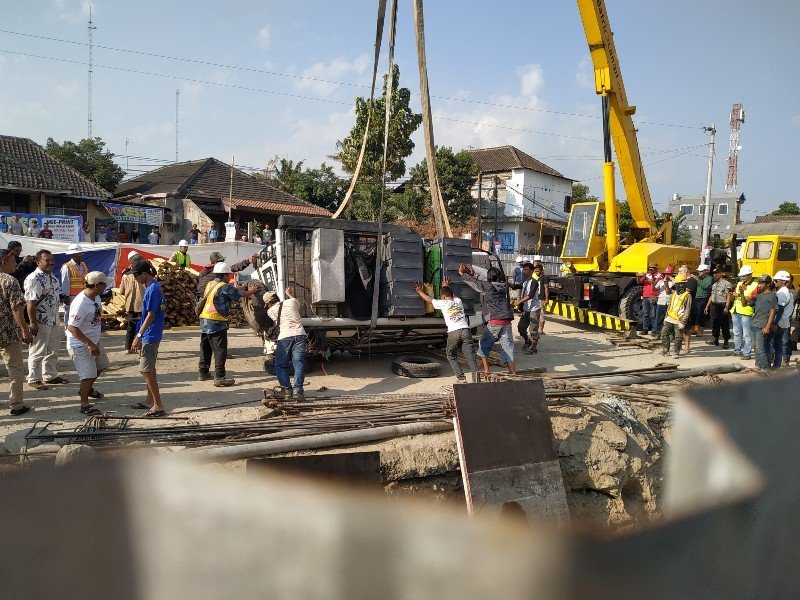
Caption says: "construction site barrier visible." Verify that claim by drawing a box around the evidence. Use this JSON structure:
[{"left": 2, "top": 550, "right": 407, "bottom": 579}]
[{"left": 544, "top": 300, "right": 633, "bottom": 332}]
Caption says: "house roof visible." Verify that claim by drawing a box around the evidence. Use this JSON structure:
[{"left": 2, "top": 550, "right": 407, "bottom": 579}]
[
  {"left": 0, "top": 135, "right": 110, "bottom": 198},
  {"left": 114, "top": 157, "right": 330, "bottom": 216},
  {"left": 733, "top": 222, "right": 800, "bottom": 237},
  {"left": 467, "top": 145, "right": 570, "bottom": 180}
]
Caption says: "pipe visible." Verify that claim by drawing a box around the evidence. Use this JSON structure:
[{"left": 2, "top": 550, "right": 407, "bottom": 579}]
[
  {"left": 573, "top": 363, "right": 742, "bottom": 387},
  {"left": 188, "top": 421, "right": 453, "bottom": 462}
]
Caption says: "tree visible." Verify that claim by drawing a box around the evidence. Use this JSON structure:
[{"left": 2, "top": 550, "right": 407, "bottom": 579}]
[
  {"left": 256, "top": 158, "right": 346, "bottom": 212},
  {"left": 334, "top": 64, "right": 422, "bottom": 221},
  {"left": 45, "top": 137, "right": 125, "bottom": 192},
  {"left": 771, "top": 201, "right": 800, "bottom": 216},
  {"left": 402, "top": 147, "right": 478, "bottom": 227},
  {"left": 571, "top": 182, "right": 598, "bottom": 204}
]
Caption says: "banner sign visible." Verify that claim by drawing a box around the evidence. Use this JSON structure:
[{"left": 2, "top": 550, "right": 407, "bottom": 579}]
[
  {"left": 0, "top": 212, "right": 81, "bottom": 242},
  {"left": 102, "top": 202, "right": 164, "bottom": 227}
]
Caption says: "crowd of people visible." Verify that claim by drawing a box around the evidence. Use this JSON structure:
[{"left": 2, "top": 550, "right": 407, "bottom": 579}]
[{"left": 638, "top": 263, "right": 798, "bottom": 372}]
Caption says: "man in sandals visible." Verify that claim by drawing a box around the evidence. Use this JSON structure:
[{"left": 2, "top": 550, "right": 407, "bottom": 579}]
[
  {"left": 66, "top": 271, "right": 110, "bottom": 416},
  {"left": 0, "top": 248, "right": 34, "bottom": 416},
  {"left": 130, "top": 260, "right": 166, "bottom": 417}
]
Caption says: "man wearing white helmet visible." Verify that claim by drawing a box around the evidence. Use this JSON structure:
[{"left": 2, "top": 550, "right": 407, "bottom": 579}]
[
  {"left": 197, "top": 261, "right": 259, "bottom": 386},
  {"left": 169, "top": 240, "right": 191, "bottom": 270},
  {"left": 729, "top": 265, "right": 757, "bottom": 359},
  {"left": 59, "top": 243, "right": 89, "bottom": 308},
  {"left": 772, "top": 271, "right": 794, "bottom": 368},
  {"left": 119, "top": 251, "right": 145, "bottom": 352}
]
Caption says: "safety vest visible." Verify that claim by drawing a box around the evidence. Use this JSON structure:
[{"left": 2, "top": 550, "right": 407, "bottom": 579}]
[
  {"left": 199, "top": 281, "right": 227, "bottom": 322},
  {"left": 67, "top": 261, "right": 88, "bottom": 296},
  {"left": 173, "top": 251, "right": 191, "bottom": 268},
  {"left": 732, "top": 281, "right": 758, "bottom": 316},
  {"left": 666, "top": 290, "right": 691, "bottom": 321}
]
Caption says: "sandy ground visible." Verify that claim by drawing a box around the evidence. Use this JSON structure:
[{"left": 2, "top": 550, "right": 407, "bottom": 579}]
[{"left": 0, "top": 314, "right": 775, "bottom": 452}]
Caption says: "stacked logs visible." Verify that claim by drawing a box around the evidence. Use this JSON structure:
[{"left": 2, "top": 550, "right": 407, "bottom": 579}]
[
  {"left": 155, "top": 259, "right": 200, "bottom": 327},
  {"left": 101, "top": 289, "right": 127, "bottom": 330}
]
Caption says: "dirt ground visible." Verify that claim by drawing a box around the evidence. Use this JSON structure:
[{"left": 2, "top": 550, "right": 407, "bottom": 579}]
[{"left": 1, "top": 315, "right": 785, "bottom": 526}]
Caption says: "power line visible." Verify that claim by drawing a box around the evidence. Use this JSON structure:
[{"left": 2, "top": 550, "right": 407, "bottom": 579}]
[{"left": 0, "top": 28, "right": 705, "bottom": 130}]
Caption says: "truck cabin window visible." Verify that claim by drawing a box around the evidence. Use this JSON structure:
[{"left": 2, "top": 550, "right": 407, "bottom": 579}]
[
  {"left": 563, "top": 204, "right": 597, "bottom": 258},
  {"left": 777, "top": 242, "right": 798, "bottom": 262},
  {"left": 745, "top": 241, "right": 773, "bottom": 260}
]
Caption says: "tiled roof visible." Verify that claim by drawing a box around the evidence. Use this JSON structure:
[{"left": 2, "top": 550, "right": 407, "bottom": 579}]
[
  {"left": 467, "top": 145, "right": 569, "bottom": 180},
  {"left": 114, "top": 157, "right": 329, "bottom": 216},
  {"left": 222, "top": 196, "right": 330, "bottom": 217},
  {"left": 0, "top": 135, "right": 110, "bottom": 198}
]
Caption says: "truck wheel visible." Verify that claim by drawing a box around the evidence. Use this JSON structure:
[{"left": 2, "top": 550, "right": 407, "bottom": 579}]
[
  {"left": 618, "top": 285, "right": 643, "bottom": 321},
  {"left": 391, "top": 355, "right": 441, "bottom": 378}
]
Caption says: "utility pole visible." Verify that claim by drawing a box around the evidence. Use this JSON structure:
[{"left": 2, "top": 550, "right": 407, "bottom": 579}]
[
  {"left": 87, "top": 6, "right": 96, "bottom": 138},
  {"left": 493, "top": 175, "right": 499, "bottom": 251},
  {"left": 476, "top": 172, "right": 483, "bottom": 248},
  {"left": 228, "top": 155, "right": 234, "bottom": 222},
  {"left": 175, "top": 90, "right": 180, "bottom": 162},
  {"left": 700, "top": 124, "right": 716, "bottom": 258},
  {"left": 125, "top": 138, "right": 130, "bottom": 174}
]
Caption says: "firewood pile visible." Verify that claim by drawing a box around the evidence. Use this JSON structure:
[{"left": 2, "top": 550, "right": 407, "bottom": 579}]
[{"left": 101, "top": 289, "right": 127, "bottom": 330}]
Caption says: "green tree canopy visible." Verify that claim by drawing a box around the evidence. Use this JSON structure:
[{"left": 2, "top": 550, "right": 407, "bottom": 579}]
[
  {"left": 571, "top": 182, "right": 598, "bottom": 203},
  {"left": 771, "top": 201, "right": 800, "bottom": 216},
  {"left": 334, "top": 64, "right": 422, "bottom": 182},
  {"left": 256, "top": 158, "right": 346, "bottom": 212},
  {"left": 45, "top": 137, "right": 125, "bottom": 192},
  {"left": 397, "top": 147, "right": 477, "bottom": 226}
]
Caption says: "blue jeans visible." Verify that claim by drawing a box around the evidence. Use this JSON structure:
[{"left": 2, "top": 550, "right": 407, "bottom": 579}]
[
  {"left": 477, "top": 324, "right": 515, "bottom": 364},
  {"left": 751, "top": 323, "right": 772, "bottom": 370},
  {"left": 772, "top": 327, "right": 789, "bottom": 367},
  {"left": 654, "top": 303, "right": 667, "bottom": 334},
  {"left": 640, "top": 297, "right": 656, "bottom": 332},
  {"left": 189, "top": 239, "right": 198, "bottom": 245},
  {"left": 732, "top": 312, "right": 752, "bottom": 357},
  {"left": 275, "top": 335, "right": 307, "bottom": 392}
]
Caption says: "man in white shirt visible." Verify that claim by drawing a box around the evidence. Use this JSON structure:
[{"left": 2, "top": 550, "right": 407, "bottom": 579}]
[
  {"left": 264, "top": 287, "right": 307, "bottom": 401},
  {"left": 66, "top": 271, "right": 110, "bottom": 415},
  {"left": 413, "top": 279, "right": 478, "bottom": 382},
  {"left": 24, "top": 249, "right": 68, "bottom": 390},
  {"left": 513, "top": 262, "right": 542, "bottom": 354},
  {"left": 773, "top": 271, "right": 795, "bottom": 368},
  {"left": 148, "top": 228, "right": 160, "bottom": 245}
]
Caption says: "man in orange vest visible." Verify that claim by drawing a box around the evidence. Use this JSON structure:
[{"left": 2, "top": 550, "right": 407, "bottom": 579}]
[
  {"left": 60, "top": 243, "right": 90, "bottom": 308},
  {"left": 197, "top": 262, "right": 258, "bottom": 386}
]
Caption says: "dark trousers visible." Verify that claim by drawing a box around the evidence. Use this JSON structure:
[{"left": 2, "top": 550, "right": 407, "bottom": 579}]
[
  {"left": 445, "top": 328, "right": 479, "bottom": 378},
  {"left": 709, "top": 302, "right": 730, "bottom": 341},
  {"left": 126, "top": 311, "right": 141, "bottom": 350},
  {"left": 199, "top": 330, "right": 228, "bottom": 378},
  {"left": 654, "top": 303, "right": 667, "bottom": 334}
]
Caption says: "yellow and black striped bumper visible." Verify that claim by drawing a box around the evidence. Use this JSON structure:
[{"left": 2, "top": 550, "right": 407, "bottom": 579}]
[{"left": 543, "top": 301, "right": 632, "bottom": 331}]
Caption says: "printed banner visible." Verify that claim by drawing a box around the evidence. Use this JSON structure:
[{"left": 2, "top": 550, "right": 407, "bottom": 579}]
[
  {"left": 101, "top": 202, "right": 164, "bottom": 227},
  {"left": 0, "top": 212, "right": 81, "bottom": 242}
]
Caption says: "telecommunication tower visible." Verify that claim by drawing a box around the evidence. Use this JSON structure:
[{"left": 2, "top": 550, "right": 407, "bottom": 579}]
[
  {"left": 724, "top": 103, "right": 745, "bottom": 192},
  {"left": 87, "top": 6, "right": 96, "bottom": 138}
]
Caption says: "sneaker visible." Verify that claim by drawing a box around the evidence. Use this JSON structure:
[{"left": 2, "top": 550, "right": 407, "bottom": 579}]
[
  {"left": 282, "top": 387, "right": 293, "bottom": 401},
  {"left": 197, "top": 371, "right": 212, "bottom": 381},
  {"left": 739, "top": 354, "right": 752, "bottom": 360},
  {"left": 651, "top": 331, "right": 660, "bottom": 338},
  {"left": 43, "top": 376, "right": 69, "bottom": 384},
  {"left": 723, "top": 340, "right": 730, "bottom": 349},
  {"left": 10, "top": 405, "right": 31, "bottom": 416},
  {"left": 706, "top": 339, "right": 719, "bottom": 346},
  {"left": 661, "top": 350, "right": 671, "bottom": 357},
  {"left": 214, "top": 378, "right": 235, "bottom": 387},
  {"left": 27, "top": 381, "right": 48, "bottom": 391},
  {"left": 456, "top": 374, "right": 467, "bottom": 382},
  {"left": 295, "top": 391, "right": 306, "bottom": 402}
]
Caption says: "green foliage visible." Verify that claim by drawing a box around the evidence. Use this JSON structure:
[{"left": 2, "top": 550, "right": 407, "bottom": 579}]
[
  {"left": 404, "top": 147, "right": 478, "bottom": 226},
  {"left": 257, "top": 158, "right": 346, "bottom": 212},
  {"left": 771, "top": 201, "right": 800, "bottom": 216},
  {"left": 334, "top": 64, "right": 422, "bottom": 182},
  {"left": 344, "top": 183, "right": 385, "bottom": 222},
  {"left": 571, "top": 182, "right": 598, "bottom": 203},
  {"left": 45, "top": 137, "right": 125, "bottom": 192}
]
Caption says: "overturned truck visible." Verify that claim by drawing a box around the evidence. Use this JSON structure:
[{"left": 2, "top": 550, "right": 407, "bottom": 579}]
[{"left": 243, "top": 216, "right": 499, "bottom": 358}]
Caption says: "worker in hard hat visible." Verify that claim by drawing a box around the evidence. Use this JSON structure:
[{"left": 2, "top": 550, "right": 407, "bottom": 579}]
[
  {"left": 748, "top": 275, "right": 777, "bottom": 372},
  {"left": 729, "top": 265, "right": 757, "bottom": 359},
  {"left": 169, "top": 240, "right": 191, "bottom": 270},
  {"left": 59, "top": 243, "right": 89, "bottom": 308},
  {"left": 772, "top": 270, "right": 794, "bottom": 368},
  {"left": 660, "top": 274, "right": 692, "bottom": 357}
]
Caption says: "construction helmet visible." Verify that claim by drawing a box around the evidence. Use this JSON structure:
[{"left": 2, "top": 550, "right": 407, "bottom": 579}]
[
  {"left": 738, "top": 265, "right": 753, "bottom": 277},
  {"left": 213, "top": 262, "right": 232, "bottom": 274},
  {"left": 774, "top": 270, "right": 791, "bottom": 282},
  {"left": 673, "top": 274, "right": 688, "bottom": 283},
  {"left": 178, "top": 239, "right": 189, "bottom": 247},
  {"left": 663, "top": 266, "right": 675, "bottom": 275},
  {"left": 515, "top": 255, "right": 523, "bottom": 263}
]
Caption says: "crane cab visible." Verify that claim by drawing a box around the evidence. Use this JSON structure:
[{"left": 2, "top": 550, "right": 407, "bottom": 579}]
[
  {"left": 561, "top": 202, "right": 615, "bottom": 272},
  {"left": 741, "top": 235, "right": 800, "bottom": 282}
]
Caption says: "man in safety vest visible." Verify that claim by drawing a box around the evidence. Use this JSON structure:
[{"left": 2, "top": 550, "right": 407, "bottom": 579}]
[
  {"left": 660, "top": 274, "right": 693, "bottom": 358},
  {"left": 195, "top": 251, "right": 257, "bottom": 297},
  {"left": 169, "top": 240, "right": 191, "bottom": 270},
  {"left": 197, "top": 262, "right": 258, "bottom": 386},
  {"left": 728, "top": 265, "right": 758, "bottom": 359},
  {"left": 60, "top": 243, "right": 89, "bottom": 307}
]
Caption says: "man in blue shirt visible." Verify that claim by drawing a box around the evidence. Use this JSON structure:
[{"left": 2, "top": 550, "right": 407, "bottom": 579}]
[
  {"left": 197, "top": 261, "right": 258, "bottom": 386},
  {"left": 130, "top": 260, "right": 166, "bottom": 417}
]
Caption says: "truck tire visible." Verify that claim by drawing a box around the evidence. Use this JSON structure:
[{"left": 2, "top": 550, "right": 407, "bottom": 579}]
[
  {"left": 391, "top": 355, "right": 441, "bottom": 378},
  {"left": 618, "top": 285, "right": 643, "bottom": 322}
]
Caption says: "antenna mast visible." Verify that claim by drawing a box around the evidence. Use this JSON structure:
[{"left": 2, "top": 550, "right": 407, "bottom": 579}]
[
  {"left": 87, "top": 6, "right": 97, "bottom": 138},
  {"left": 725, "top": 103, "right": 745, "bottom": 192},
  {"left": 175, "top": 89, "right": 180, "bottom": 161}
]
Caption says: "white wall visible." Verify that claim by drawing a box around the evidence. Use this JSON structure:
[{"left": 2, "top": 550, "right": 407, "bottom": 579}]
[{"left": 504, "top": 169, "right": 572, "bottom": 218}]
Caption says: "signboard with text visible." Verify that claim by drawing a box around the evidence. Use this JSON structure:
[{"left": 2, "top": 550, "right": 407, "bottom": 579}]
[
  {"left": 102, "top": 202, "right": 164, "bottom": 227},
  {"left": 0, "top": 212, "right": 81, "bottom": 241}
]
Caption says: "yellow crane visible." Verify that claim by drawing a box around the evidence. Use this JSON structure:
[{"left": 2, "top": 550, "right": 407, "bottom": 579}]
[{"left": 555, "top": 0, "right": 698, "bottom": 320}]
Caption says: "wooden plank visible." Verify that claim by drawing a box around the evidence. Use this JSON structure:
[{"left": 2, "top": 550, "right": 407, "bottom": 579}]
[{"left": 453, "top": 380, "right": 570, "bottom": 526}]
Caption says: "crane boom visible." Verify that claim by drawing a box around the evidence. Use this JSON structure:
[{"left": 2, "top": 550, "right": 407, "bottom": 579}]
[{"left": 577, "top": 0, "right": 658, "bottom": 237}]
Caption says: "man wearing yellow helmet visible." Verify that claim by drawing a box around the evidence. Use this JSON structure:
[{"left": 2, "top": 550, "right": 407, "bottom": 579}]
[{"left": 660, "top": 274, "right": 693, "bottom": 357}]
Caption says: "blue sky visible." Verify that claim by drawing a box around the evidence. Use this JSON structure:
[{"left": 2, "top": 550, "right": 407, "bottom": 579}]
[{"left": 1, "top": 0, "right": 798, "bottom": 220}]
